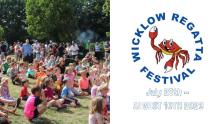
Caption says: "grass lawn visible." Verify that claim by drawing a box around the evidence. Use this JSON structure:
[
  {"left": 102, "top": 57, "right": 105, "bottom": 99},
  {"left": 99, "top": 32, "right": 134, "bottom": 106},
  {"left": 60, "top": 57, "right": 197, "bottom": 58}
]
[{"left": 6, "top": 77, "right": 90, "bottom": 124}]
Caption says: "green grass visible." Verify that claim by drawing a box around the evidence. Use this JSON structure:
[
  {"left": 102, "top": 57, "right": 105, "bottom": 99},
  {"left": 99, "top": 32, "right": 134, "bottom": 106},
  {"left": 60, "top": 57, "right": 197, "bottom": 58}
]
[{"left": 7, "top": 77, "right": 90, "bottom": 124}]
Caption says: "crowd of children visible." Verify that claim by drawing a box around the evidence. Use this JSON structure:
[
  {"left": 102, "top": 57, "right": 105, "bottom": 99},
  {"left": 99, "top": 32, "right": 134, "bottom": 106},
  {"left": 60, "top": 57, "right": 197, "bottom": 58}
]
[{"left": 0, "top": 40, "right": 110, "bottom": 124}]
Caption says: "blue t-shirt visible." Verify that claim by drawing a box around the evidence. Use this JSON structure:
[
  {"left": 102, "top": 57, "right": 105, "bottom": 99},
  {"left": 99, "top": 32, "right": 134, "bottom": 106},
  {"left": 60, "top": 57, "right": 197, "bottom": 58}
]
[
  {"left": 22, "top": 43, "right": 32, "bottom": 56},
  {"left": 61, "top": 86, "right": 74, "bottom": 98}
]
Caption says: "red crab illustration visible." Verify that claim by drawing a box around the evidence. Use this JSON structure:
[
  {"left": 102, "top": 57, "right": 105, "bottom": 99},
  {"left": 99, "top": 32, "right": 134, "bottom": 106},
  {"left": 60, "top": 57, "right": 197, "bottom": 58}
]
[{"left": 149, "top": 26, "right": 190, "bottom": 73}]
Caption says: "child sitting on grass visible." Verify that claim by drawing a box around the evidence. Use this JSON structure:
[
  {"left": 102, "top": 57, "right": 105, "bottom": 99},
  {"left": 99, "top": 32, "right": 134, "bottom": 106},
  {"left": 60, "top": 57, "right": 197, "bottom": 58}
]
[
  {"left": 24, "top": 85, "right": 47, "bottom": 121},
  {"left": 35, "top": 66, "right": 47, "bottom": 85},
  {"left": 61, "top": 77, "right": 80, "bottom": 108},
  {"left": 54, "top": 67, "right": 63, "bottom": 97},
  {"left": 42, "top": 77, "right": 66, "bottom": 110},
  {"left": 19, "top": 80, "right": 30, "bottom": 101},
  {"left": 1, "top": 57, "right": 11, "bottom": 75},
  {"left": 7, "top": 62, "right": 21, "bottom": 85},
  {"left": 98, "top": 83, "right": 110, "bottom": 123},
  {"left": 91, "top": 77, "right": 100, "bottom": 98},
  {"left": 88, "top": 97, "right": 104, "bottom": 124},
  {"left": 0, "top": 78, "right": 20, "bottom": 107},
  {"left": 79, "top": 70, "right": 90, "bottom": 95},
  {"left": 26, "top": 64, "right": 36, "bottom": 79}
]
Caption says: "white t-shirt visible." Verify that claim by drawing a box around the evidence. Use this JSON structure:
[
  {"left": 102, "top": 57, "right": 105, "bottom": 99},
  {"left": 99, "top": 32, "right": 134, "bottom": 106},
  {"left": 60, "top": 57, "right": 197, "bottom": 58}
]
[
  {"left": 88, "top": 113, "right": 104, "bottom": 124},
  {"left": 69, "top": 44, "right": 79, "bottom": 56}
]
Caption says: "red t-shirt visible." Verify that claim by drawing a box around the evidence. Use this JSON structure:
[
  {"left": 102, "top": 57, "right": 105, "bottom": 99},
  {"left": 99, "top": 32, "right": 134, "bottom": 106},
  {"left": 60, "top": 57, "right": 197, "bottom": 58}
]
[{"left": 19, "top": 86, "right": 28, "bottom": 97}]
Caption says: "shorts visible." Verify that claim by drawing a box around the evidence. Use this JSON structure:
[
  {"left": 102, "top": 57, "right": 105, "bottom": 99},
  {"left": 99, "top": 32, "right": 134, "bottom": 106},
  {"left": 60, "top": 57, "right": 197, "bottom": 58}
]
[
  {"left": 64, "top": 98, "right": 80, "bottom": 106},
  {"left": 33, "top": 109, "right": 39, "bottom": 119},
  {"left": 21, "top": 96, "right": 29, "bottom": 101},
  {"left": 82, "top": 89, "right": 91, "bottom": 95}
]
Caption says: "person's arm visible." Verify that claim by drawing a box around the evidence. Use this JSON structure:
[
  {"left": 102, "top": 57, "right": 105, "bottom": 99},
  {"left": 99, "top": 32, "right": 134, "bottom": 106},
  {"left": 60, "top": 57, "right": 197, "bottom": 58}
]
[
  {"left": 78, "top": 79, "right": 82, "bottom": 91},
  {"left": 40, "top": 90, "right": 47, "bottom": 105},
  {"left": 0, "top": 86, "right": 2, "bottom": 96}
]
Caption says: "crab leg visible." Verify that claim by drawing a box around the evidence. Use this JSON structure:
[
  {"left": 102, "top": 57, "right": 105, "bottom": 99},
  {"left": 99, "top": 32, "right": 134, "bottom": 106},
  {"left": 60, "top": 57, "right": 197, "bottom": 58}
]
[
  {"left": 178, "top": 53, "right": 186, "bottom": 68},
  {"left": 175, "top": 54, "right": 179, "bottom": 70},
  {"left": 178, "top": 50, "right": 190, "bottom": 68}
]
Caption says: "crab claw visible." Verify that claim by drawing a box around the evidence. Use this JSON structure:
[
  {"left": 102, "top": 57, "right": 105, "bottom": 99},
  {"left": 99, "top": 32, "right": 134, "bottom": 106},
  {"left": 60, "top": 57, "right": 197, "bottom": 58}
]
[
  {"left": 164, "top": 56, "right": 175, "bottom": 73},
  {"left": 149, "top": 26, "right": 158, "bottom": 40},
  {"left": 164, "top": 66, "right": 173, "bottom": 73}
]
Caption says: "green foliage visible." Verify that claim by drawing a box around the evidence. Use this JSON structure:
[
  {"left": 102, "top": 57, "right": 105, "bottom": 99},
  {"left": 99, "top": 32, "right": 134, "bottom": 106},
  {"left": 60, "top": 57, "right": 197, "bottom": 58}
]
[
  {"left": 0, "top": 0, "right": 110, "bottom": 42},
  {"left": 103, "top": 0, "right": 110, "bottom": 17},
  {"left": 78, "top": 0, "right": 110, "bottom": 40},
  {"left": 0, "top": 25, "right": 4, "bottom": 40},
  {"left": 0, "top": 0, "right": 27, "bottom": 42},
  {"left": 106, "top": 32, "right": 110, "bottom": 37},
  {"left": 26, "top": 0, "right": 80, "bottom": 41}
]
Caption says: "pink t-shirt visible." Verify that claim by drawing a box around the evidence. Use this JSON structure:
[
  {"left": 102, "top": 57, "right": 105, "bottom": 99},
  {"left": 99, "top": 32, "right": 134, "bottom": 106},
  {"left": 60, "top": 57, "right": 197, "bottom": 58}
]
[
  {"left": 64, "top": 73, "right": 75, "bottom": 83},
  {"left": 24, "top": 95, "right": 36, "bottom": 120},
  {"left": 79, "top": 77, "right": 89, "bottom": 90}
]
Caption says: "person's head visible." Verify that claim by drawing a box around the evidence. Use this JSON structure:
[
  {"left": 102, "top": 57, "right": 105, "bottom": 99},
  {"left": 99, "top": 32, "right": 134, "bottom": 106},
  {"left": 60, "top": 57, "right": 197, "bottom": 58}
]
[
  {"left": 10, "top": 62, "right": 16, "bottom": 68},
  {"left": 55, "top": 67, "right": 61, "bottom": 74},
  {"left": 28, "top": 64, "right": 33, "bottom": 69},
  {"left": 90, "top": 97, "right": 104, "bottom": 114},
  {"left": 26, "top": 39, "right": 29, "bottom": 44},
  {"left": 1, "top": 78, "right": 9, "bottom": 86},
  {"left": 6, "top": 57, "right": 11, "bottom": 63},
  {"left": 59, "top": 57, "right": 65, "bottom": 65},
  {"left": 42, "top": 77, "right": 54, "bottom": 89},
  {"left": 22, "top": 80, "right": 29, "bottom": 87},
  {"left": 93, "top": 76, "right": 101, "bottom": 86},
  {"left": 39, "top": 66, "right": 45, "bottom": 72},
  {"left": 80, "top": 69, "right": 87, "bottom": 78},
  {"left": 98, "top": 83, "right": 109, "bottom": 97},
  {"left": 69, "top": 62, "right": 76, "bottom": 69},
  {"left": 65, "top": 67, "right": 73, "bottom": 74},
  {"left": 31, "top": 85, "right": 42, "bottom": 96},
  {"left": 50, "top": 55, "right": 55, "bottom": 60},
  {"left": 63, "top": 77, "right": 72, "bottom": 88}
]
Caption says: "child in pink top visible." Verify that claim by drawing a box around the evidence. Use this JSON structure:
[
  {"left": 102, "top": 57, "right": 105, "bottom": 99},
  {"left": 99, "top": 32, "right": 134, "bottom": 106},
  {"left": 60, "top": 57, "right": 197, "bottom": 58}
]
[
  {"left": 42, "top": 77, "right": 65, "bottom": 110},
  {"left": 79, "top": 70, "right": 90, "bottom": 94},
  {"left": 24, "top": 86, "right": 47, "bottom": 121},
  {"left": 64, "top": 67, "right": 75, "bottom": 86}
]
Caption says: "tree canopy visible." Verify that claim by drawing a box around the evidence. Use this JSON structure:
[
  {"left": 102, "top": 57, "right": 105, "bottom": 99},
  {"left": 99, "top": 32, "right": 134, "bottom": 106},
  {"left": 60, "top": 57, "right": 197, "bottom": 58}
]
[
  {"left": 25, "top": 0, "right": 110, "bottom": 42},
  {"left": 0, "top": 0, "right": 27, "bottom": 42},
  {"left": 0, "top": 0, "right": 110, "bottom": 42}
]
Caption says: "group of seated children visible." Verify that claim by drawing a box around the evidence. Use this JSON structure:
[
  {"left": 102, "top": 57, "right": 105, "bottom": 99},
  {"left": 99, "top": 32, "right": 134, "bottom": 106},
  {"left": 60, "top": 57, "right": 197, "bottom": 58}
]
[{"left": 0, "top": 53, "right": 110, "bottom": 123}]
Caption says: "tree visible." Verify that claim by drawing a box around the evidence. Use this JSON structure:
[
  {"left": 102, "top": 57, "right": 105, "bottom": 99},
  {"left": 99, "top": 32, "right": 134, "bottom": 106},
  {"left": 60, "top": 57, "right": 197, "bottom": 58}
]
[
  {"left": 78, "top": 0, "right": 110, "bottom": 41},
  {"left": 103, "top": 0, "right": 110, "bottom": 17},
  {"left": 0, "top": 25, "right": 4, "bottom": 40},
  {"left": 26, "top": 0, "right": 80, "bottom": 42},
  {"left": 0, "top": 0, "right": 27, "bottom": 42}
]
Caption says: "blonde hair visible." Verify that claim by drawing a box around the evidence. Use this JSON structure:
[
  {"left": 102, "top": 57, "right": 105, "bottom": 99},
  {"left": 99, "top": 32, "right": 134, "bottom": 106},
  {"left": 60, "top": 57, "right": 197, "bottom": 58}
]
[
  {"left": 1, "top": 77, "right": 8, "bottom": 85},
  {"left": 65, "top": 66, "right": 72, "bottom": 74},
  {"left": 98, "top": 83, "right": 108, "bottom": 92},
  {"left": 90, "top": 97, "right": 103, "bottom": 114}
]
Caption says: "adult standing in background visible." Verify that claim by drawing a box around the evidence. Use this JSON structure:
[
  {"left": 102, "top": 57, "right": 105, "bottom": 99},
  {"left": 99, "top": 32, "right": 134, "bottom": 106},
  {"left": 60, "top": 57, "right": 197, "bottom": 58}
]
[
  {"left": 95, "top": 42, "right": 102, "bottom": 60},
  {"left": 0, "top": 41, "right": 7, "bottom": 60},
  {"left": 104, "top": 41, "right": 110, "bottom": 60},
  {"left": 22, "top": 39, "right": 33, "bottom": 63},
  {"left": 69, "top": 42, "right": 79, "bottom": 59}
]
